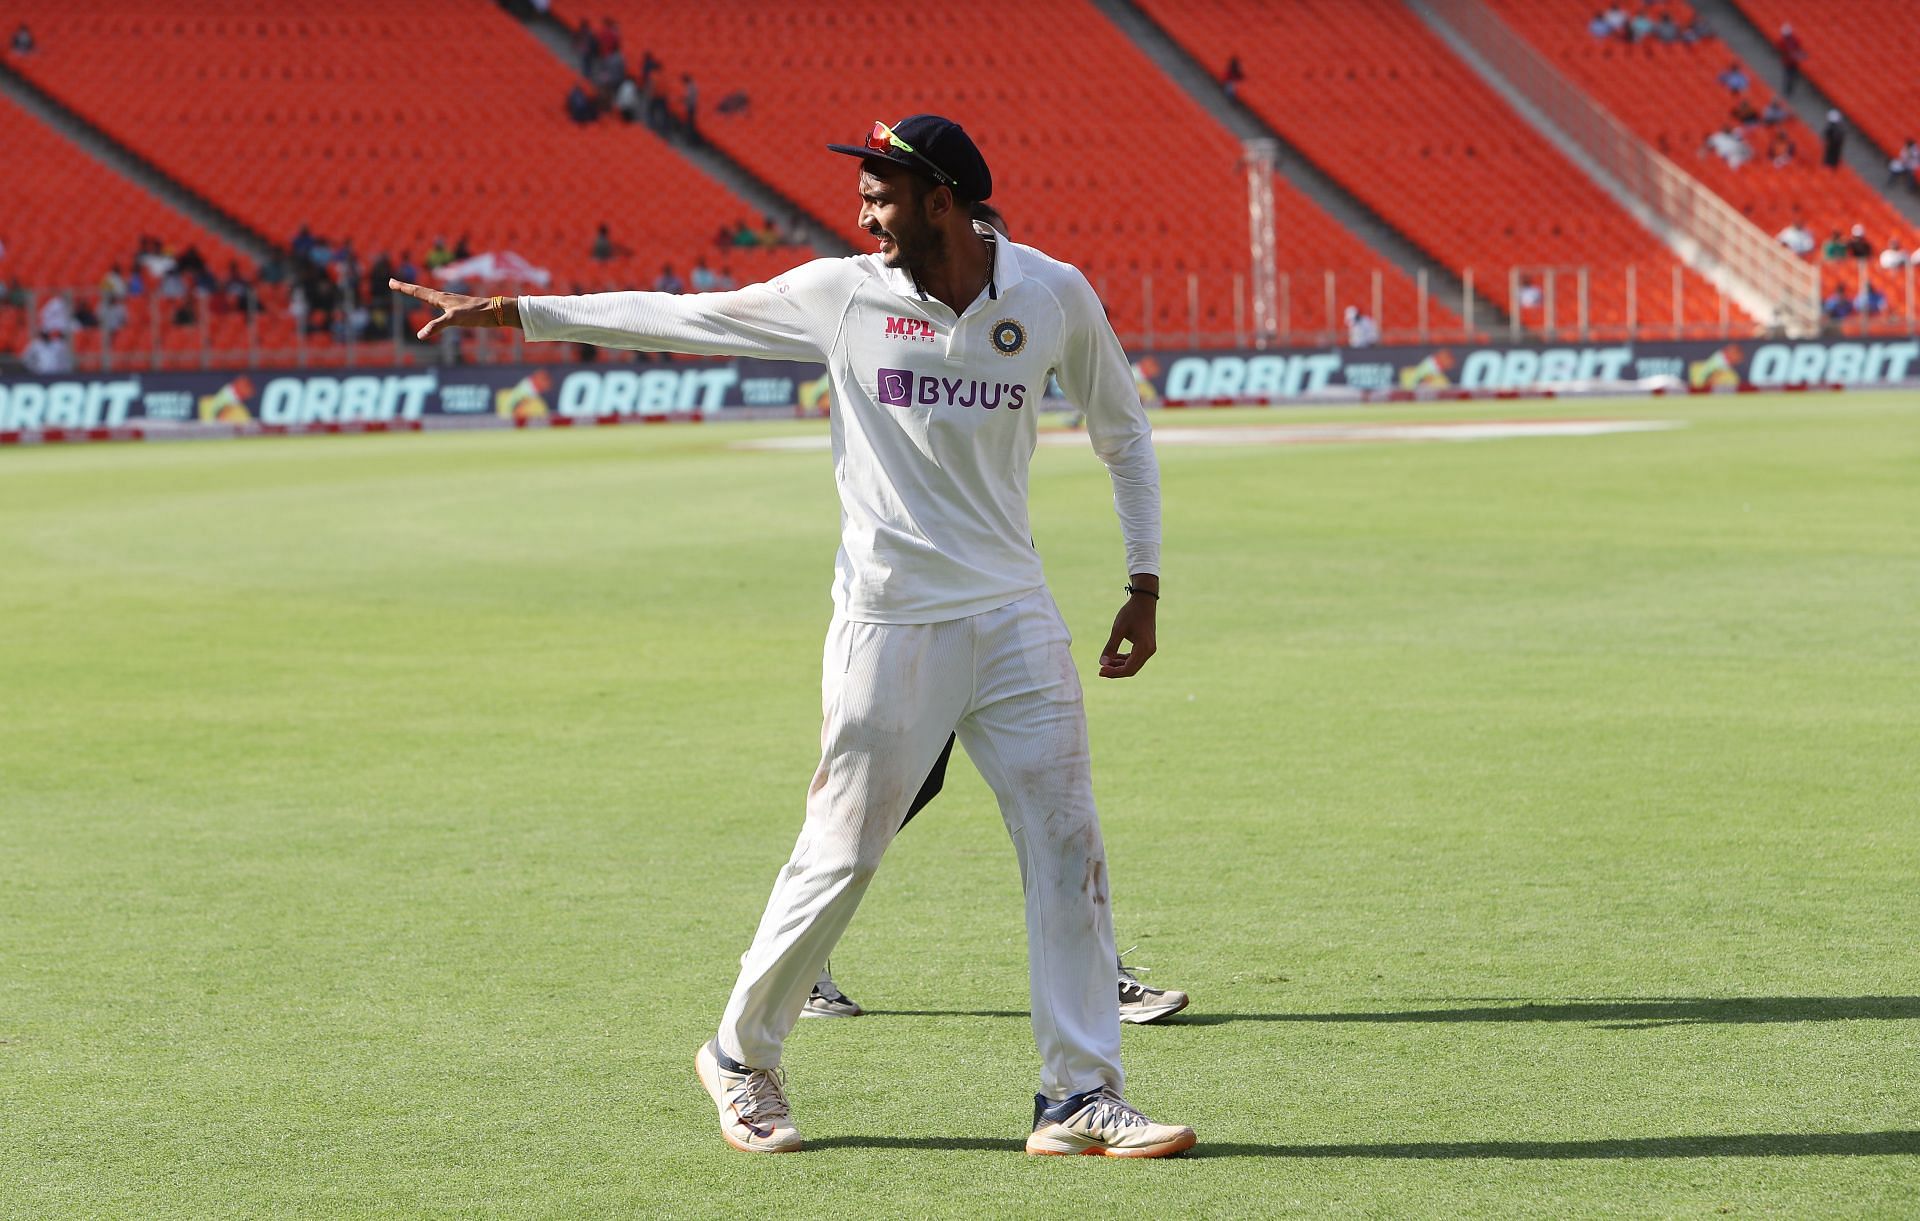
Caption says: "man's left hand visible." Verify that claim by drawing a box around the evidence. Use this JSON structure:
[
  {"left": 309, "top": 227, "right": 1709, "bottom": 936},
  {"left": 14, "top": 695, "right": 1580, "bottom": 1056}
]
[{"left": 1099, "top": 592, "right": 1157, "bottom": 680}]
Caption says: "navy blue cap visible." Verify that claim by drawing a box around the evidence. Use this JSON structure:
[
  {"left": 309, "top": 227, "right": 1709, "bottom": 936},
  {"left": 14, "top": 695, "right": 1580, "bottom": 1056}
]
[{"left": 827, "top": 114, "right": 993, "bottom": 202}]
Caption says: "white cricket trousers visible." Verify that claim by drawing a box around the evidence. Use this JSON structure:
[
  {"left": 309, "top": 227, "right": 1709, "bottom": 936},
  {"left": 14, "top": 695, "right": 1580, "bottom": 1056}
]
[{"left": 716, "top": 587, "right": 1124, "bottom": 1101}]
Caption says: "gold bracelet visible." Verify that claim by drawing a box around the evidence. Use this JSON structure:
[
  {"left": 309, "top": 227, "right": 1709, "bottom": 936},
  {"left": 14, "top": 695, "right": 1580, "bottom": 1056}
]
[{"left": 490, "top": 295, "right": 505, "bottom": 327}]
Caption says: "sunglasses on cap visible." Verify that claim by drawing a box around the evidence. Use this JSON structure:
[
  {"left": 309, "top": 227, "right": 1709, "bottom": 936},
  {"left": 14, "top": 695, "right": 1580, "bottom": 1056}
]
[{"left": 864, "top": 120, "right": 956, "bottom": 188}]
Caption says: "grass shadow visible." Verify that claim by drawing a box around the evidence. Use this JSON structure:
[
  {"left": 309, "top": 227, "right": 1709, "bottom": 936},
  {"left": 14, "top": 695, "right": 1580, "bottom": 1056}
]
[
  {"left": 806, "top": 1132, "right": 1920, "bottom": 1159},
  {"left": 880, "top": 997, "right": 1920, "bottom": 1029}
]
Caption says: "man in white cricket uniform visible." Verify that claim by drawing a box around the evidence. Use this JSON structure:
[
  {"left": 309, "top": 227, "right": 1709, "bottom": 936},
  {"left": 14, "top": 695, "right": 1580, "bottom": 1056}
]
[{"left": 391, "top": 114, "right": 1194, "bottom": 1158}]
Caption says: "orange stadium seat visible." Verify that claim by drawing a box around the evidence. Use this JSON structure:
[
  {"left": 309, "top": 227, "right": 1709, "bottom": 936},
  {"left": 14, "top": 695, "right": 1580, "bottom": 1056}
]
[
  {"left": 6, "top": 0, "right": 814, "bottom": 362},
  {"left": 1484, "top": 0, "right": 1912, "bottom": 321},
  {"left": 1136, "top": 0, "right": 1736, "bottom": 334},
  {"left": 1731, "top": 0, "right": 1920, "bottom": 169},
  {"left": 555, "top": 0, "right": 1454, "bottom": 343},
  {"left": 0, "top": 91, "right": 268, "bottom": 368}
]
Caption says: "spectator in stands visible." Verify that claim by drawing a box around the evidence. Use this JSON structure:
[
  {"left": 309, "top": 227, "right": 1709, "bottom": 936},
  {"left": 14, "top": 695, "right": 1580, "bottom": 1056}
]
[
  {"left": 1846, "top": 224, "right": 1873, "bottom": 260},
  {"left": 714, "top": 265, "right": 738, "bottom": 290},
  {"left": 1775, "top": 216, "right": 1815, "bottom": 256},
  {"left": 98, "top": 294, "right": 127, "bottom": 338},
  {"left": 452, "top": 234, "right": 472, "bottom": 262},
  {"left": 1342, "top": 306, "right": 1379, "bottom": 348},
  {"left": 592, "top": 45, "right": 628, "bottom": 101},
  {"left": 572, "top": 18, "right": 597, "bottom": 76},
  {"left": 1821, "top": 285, "right": 1852, "bottom": 322},
  {"left": 567, "top": 81, "right": 599, "bottom": 125},
  {"left": 1760, "top": 97, "right": 1788, "bottom": 127},
  {"left": 22, "top": 331, "right": 72, "bottom": 375},
  {"left": 730, "top": 219, "right": 760, "bottom": 249},
  {"left": 1517, "top": 276, "right": 1544, "bottom": 311},
  {"left": 1889, "top": 140, "right": 1920, "bottom": 191},
  {"left": 1879, "top": 237, "right": 1909, "bottom": 272},
  {"left": 590, "top": 222, "right": 630, "bottom": 263},
  {"left": 1701, "top": 126, "right": 1752, "bottom": 170},
  {"left": 1678, "top": 13, "right": 1712, "bottom": 46},
  {"left": 426, "top": 237, "right": 454, "bottom": 272},
  {"left": 1821, "top": 110, "right": 1846, "bottom": 169},
  {"left": 681, "top": 74, "right": 700, "bottom": 143},
  {"left": 125, "top": 266, "right": 147, "bottom": 297},
  {"left": 691, "top": 258, "right": 721, "bottom": 292},
  {"left": 1716, "top": 61, "right": 1749, "bottom": 94},
  {"left": 653, "top": 264, "right": 685, "bottom": 294},
  {"left": 290, "top": 224, "right": 316, "bottom": 265},
  {"left": 1588, "top": 11, "right": 1612, "bottom": 39},
  {"left": 1221, "top": 56, "right": 1245, "bottom": 100},
  {"left": 10, "top": 22, "right": 34, "bottom": 56},
  {"left": 1628, "top": 10, "right": 1655, "bottom": 42},
  {"left": 1653, "top": 11, "right": 1680, "bottom": 44},
  {"left": 614, "top": 74, "right": 642, "bottom": 123},
  {"left": 1729, "top": 93, "right": 1759, "bottom": 130},
  {"left": 1820, "top": 229, "right": 1847, "bottom": 261},
  {"left": 599, "top": 16, "right": 621, "bottom": 57},
  {"left": 1601, "top": 4, "right": 1628, "bottom": 37},
  {"left": 100, "top": 264, "right": 126, "bottom": 301},
  {"left": 1776, "top": 23, "right": 1807, "bottom": 97},
  {"left": 223, "top": 260, "right": 255, "bottom": 312},
  {"left": 1853, "top": 282, "right": 1887, "bottom": 316},
  {"left": 38, "top": 291, "right": 75, "bottom": 337},
  {"left": 1765, "top": 128, "right": 1797, "bottom": 168}
]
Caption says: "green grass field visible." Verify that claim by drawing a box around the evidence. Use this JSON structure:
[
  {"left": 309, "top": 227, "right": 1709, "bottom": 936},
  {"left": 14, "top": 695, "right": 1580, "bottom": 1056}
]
[{"left": 4, "top": 392, "right": 1917, "bottom": 1218}]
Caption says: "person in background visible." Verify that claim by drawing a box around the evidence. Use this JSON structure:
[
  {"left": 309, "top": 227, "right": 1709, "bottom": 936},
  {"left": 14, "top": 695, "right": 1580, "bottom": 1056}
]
[
  {"left": 1775, "top": 215, "right": 1815, "bottom": 256},
  {"left": 1889, "top": 140, "right": 1920, "bottom": 192},
  {"left": 1853, "top": 281, "right": 1887, "bottom": 316},
  {"left": 1878, "top": 237, "right": 1909, "bottom": 272},
  {"left": 1730, "top": 93, "right": 1759, "bottom": 130},
  {"left": 1342, "top": 305, "right": 1380, "bottom": 348},
  {"left": 590, "top": 222, "right": 629, "bottom": 263},
  {"left": 1221, "top": 56, "right": 1244, "bottom": 100},
  {"left": 614, "top": 74, "right": 642, "bottom": 123},
  {"left": 1760, "top": 97, "right": 1788, "bottom": 128},
  {"left": 10, "top": 22, "right": 34, "bottom": 55},
  {"left": 22, "top": 330, "right": 72, "bottom": 375},
  {"left": 1587, "top": 10, "right": 1612, "bottom": 39},
  {"left": 1820, "top": 229, "right": 1847, "bottom": 261},
  {"left": 572, "top": 18, "right": 597, "bottom": 76},
  {"left": 566, "top": 81, "right": 598, "bottom": 125},
  {"left": 1822, "top": 110, "right": 1847, "bottom": 169},
  {"left": 425, "top": 237, "right": 454, "bottom": 272},
  {"left": 1765, "top": 127, "right": 1797, "bottom": 168},
  {"left": 1653, "top": 10, "right": 1679, "bottom": 43},
  {"left": 1776, "top": 23, "right": 1807, "bottom": 97},
  {"left": 1716, "top": 61, "right": 1749, "bottom": 93},
  {"left": 681, "top": 73, "right": 699, "bottom": 143},
  {"left": 652, "top": 263, "right": 685, "bottom": 294},
  {"left": 1821, "top": 285, "right": 1852, "bottom": 321},
  {"left": 690, "top": 258, "right": 720, "bottom": 292},
  {"left": 1845, "top": 224, "right": 1873, "bottom": 260}
]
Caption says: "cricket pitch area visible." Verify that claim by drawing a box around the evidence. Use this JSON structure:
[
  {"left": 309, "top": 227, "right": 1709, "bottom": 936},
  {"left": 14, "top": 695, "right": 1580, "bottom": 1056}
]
[{"left": 4, "top": 392, "right": 1916, "bottom": 1217}]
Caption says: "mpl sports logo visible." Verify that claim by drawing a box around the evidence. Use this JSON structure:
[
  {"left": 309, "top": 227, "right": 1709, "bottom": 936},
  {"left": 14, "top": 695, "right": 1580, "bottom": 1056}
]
[
  {"left": 883, "top": 315, "right": 938, "bottom": 342},
  {"left": 877, "top": 367, "right": 1025, "bottom": 411}
]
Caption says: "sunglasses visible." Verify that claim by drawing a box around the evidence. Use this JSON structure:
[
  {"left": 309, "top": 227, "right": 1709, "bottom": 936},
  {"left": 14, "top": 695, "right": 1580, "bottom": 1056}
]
[{"left": 864, "top": 120, "right": 955, "bottom": 187}]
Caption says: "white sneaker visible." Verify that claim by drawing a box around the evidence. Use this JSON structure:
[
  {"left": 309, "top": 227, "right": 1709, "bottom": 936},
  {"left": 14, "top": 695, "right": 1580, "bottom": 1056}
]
[
  {"left": 1117, "top": 959, "right": 1190, "bottom": 1025},
  {"left": 800, "top": 970, "right": 864, "bottom": 1019},
  {"left": 695, "top": 1039, "right": 803, "bottom": 1153},
  {"left": 1026, "top": 1087, "right": 1196, "bottom": 1158}
]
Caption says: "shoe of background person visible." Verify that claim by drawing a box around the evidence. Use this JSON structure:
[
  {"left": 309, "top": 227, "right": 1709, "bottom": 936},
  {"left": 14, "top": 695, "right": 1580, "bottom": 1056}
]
[
  {"left": 695, "top": 1039, "right": 803, "bottom": 1153},
  {"left": 1025, "top": 1087, "right": 1197, "bottom": 1158},
  {"left": 1117, "top": 956, "right": 1190, "bottom": 1025},
  {"left": 801, "top": 970, "right": 864, "bottom": 1019}
]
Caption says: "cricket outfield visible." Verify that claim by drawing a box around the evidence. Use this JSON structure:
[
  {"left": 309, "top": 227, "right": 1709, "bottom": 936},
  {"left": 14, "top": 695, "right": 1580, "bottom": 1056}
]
[{"left": 3, "top": 392, "right": 1916, "bottom": 1217}]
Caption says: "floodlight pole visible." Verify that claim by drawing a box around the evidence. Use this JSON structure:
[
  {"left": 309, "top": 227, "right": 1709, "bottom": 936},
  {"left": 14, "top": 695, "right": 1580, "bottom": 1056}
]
[{"left": 1244, "top": 138, "right": 1279, "bottom": 349}]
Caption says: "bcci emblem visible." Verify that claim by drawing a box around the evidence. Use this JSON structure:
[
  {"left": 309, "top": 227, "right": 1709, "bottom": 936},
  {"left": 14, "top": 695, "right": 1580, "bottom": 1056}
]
[{"left": 989, "top": 318, "right": 1027, "bottom": 357}]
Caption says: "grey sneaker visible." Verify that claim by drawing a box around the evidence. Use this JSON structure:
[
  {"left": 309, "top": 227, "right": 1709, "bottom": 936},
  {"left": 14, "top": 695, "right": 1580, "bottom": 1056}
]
[
  {"left": 800, "top": 969, "right": 863, "bottom": 1019},
  {"left": 1026, "top": 1086, "right": 1196, "bottom": 1157},
  {"left": 695, "top": 1039, "right": 803, "bottom": 1153},
  {"left": 1117, "top": 954, "right": 1189, "bottom": 1025}
]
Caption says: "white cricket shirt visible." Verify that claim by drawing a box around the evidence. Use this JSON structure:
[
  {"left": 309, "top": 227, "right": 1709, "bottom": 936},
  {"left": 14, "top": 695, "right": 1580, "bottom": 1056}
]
[{"left": 518, "top": 227, "right": 1160, "bottom": 624}]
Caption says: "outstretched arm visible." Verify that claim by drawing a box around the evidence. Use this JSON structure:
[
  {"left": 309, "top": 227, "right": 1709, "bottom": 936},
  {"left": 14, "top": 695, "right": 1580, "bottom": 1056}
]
[
  {"left": 389, "top": 260, "right": 856, "bottom": 362},
  {"left": 389, "top": 279, "right": 518, "bottom": 340}
]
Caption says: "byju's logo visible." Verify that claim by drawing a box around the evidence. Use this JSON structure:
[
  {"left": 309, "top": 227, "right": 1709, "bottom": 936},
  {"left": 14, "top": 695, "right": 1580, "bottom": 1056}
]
[
  {"left": 875, "top": 368, "right": 1025, "bottom": 411},
  {"left": 883, "top": 315, "right": 938, "bottom": 342}
]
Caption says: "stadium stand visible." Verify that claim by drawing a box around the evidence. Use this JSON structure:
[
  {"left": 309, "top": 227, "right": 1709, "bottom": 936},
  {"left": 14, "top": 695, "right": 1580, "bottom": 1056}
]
[
  {"left": 1136, "top": 0, "right": 1736, "bottom": 334},
  {"left": 5, "top": 0, "right": 814, "bottom": 364},
  {"left": 1730, "top": 0, "right": 1920, "bottom": 171},
  {"left": 553, "top": 0, "right": 1454, "bottom": 343},
  {"left": 0, "top": 91, "right": 261, "bottom": 368},
  {"left": 1483, "top": 0, "right": 1912, "bottom": 319}
]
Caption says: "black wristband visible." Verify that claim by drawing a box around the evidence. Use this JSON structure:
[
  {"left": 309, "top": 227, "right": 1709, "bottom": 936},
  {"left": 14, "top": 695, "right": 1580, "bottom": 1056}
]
[{"left": 1124, "top": 584, "right": 1159, "bottom": 600}]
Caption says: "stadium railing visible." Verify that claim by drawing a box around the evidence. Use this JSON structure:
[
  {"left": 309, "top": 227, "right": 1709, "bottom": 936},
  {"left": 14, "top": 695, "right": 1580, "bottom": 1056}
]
[
  {"left": 1419, "top": 0, "right": 1823, "bottom": 335},
  {"left": 8, "top": 261, "right": 1913, "bottom": 374}
]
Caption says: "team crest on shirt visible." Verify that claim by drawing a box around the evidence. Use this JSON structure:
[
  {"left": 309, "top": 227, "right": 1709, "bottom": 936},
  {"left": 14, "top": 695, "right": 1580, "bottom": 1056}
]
[{"left": 989, "top": 318, "right": 1027, "bottom": 356}]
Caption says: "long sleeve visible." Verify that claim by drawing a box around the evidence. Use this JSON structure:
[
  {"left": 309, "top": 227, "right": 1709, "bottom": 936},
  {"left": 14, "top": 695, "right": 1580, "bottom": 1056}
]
[
  {"left": 517, "top": 258, "right": 857, "bottom": 363},
  {"left": 1051, "top": 270, "right": 1162, "bottom": 578}
]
